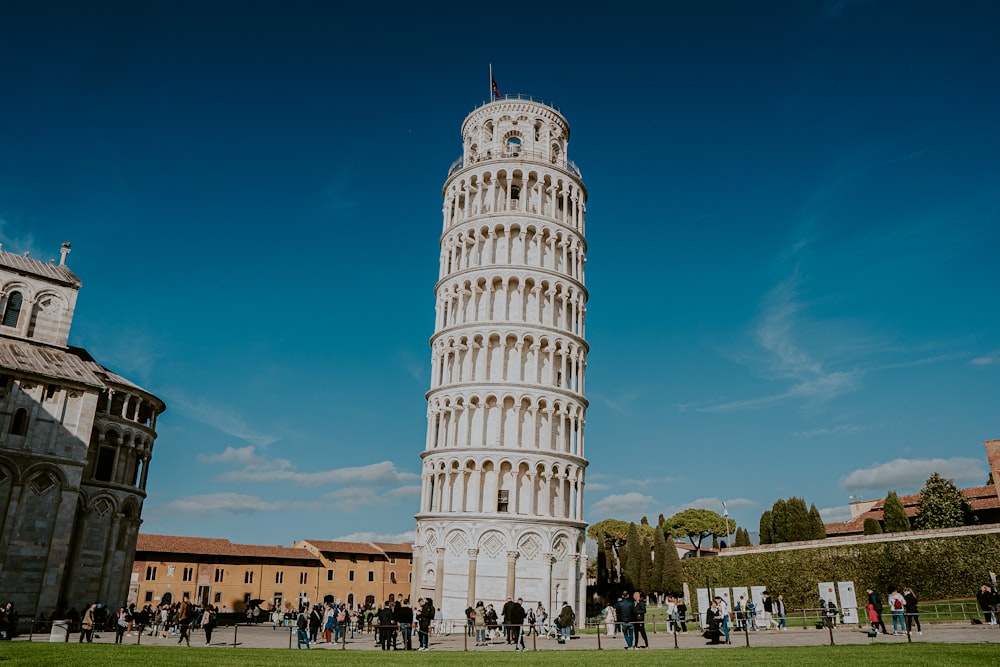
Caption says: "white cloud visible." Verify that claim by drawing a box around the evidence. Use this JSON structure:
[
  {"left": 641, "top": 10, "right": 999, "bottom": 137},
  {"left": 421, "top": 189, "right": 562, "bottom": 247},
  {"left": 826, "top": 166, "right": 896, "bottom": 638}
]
[
  {"left": 621, "top": 476, "right": 679, "bottom": 488},
  {"left": 220, "top": 460, "right": 419, "bottom": 487},
  {"left": 386, "top": 485, "right": 422, "bottom": 499},
  {"left": 332, "top": 530, "right": 416, "bottom": 544},
  {"left": 972, "top": 352, "right": 998, "bottom": 366},
  {"left": 168, "top": 393, "right": 280, "bottom": 448},
  {"left": 659, "top": 496, "right": 757, "bottom": 518},
  {"left": 198, "top": 445, "right": 291, "bottom": 471},
  {"left": 590, "top": 492, "right": 657, "bottom": 518},
  {"left": 325, "top": 486, "right": 392, "bottom": 512},
  {"left": 156, "top": 493, "right": 288, "bottom": 515},
  {"left": 840, "top": 457, "right": 987, "bottom": 491},
  {"left": 818, "top": 504, "right": 853, "bottom": 523},
  {"left": 793, "top": 424, "right": 863, "bottom": 438},
  {"left": 587, "top": 482, "right": 611, "bottom": 492}
]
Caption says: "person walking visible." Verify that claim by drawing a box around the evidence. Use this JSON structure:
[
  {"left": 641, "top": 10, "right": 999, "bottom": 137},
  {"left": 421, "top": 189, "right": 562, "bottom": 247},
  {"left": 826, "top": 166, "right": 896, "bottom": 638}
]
[
  {"left": 866, "top": 588, "right": 888, "bottom": 634},
  {"left": 633, "top": 592, "right": 650, "bottom": 649},
  {"left": 177, "top": 597, "right": 193, "bottom": 646},
  {"left": 508, "top": 598, "right": 527, "bottom": 651},
  {"left": 201, "top": 605, "right": 216, "bottom": 645},
  {"left": 558, "top": 602, "right": 575, "bottom": 643},
  {"left": 79, "top": 603, "right": 96, "bottom": 643},
  {"left": 902, "top": 588, "right": 921, "bottom": 635},
  {"left": 776, "top": 594, "right": 787, "bottom": 629}
]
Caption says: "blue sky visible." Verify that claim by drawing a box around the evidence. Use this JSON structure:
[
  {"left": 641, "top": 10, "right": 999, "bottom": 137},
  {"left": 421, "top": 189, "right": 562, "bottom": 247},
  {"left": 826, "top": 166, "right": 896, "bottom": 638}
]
[{"left": 2, "top": 0, "right": 997, "bottom": 545}]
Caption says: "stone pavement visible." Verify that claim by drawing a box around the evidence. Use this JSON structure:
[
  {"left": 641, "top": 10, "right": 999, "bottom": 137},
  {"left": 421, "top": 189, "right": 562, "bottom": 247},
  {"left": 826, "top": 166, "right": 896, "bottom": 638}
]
[{"left": 19, "top": 621, "right": 1000, "bottom": 651}]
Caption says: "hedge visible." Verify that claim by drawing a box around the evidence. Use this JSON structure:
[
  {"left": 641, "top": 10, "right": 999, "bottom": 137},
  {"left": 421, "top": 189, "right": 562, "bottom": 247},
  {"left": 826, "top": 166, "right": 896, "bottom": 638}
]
[{"left": 680, "top": 531, "right": 1000, "bottom": 612}]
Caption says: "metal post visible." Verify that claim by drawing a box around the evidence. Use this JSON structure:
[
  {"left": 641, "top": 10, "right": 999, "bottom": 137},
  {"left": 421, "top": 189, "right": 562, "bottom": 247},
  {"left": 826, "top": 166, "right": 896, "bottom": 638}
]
[
  {"left": 232, "top": 623, "right": 238, "bottom": 647},
  {"left": 288, "top": 623, "right": 293, "bottom": 649},
  {"left": 596, "top": 621, "right": 601, "bottom": 650},
  {"left": 673, "top": 617, "right": 679, "bottom": 649},
  {"left": 744, "top": 612, "right": 751, "bottom": 647},
  {"left": 463, "top": 624, "right": 467, "bottom": 651},
  {"left": 827, "top": 620, "right": 835, "bottom": 646}
]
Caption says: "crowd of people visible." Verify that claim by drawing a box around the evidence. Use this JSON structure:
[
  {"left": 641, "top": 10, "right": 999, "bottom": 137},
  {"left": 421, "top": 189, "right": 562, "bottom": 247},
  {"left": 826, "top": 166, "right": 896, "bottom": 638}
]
[{"left": 464, "top": 598, "right": 575, "bottom": 648}]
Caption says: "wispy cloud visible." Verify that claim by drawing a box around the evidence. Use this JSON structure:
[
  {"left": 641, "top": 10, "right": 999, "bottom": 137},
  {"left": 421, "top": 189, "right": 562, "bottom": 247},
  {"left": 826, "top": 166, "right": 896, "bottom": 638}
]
[
  {"left": 0, "top": 218, "right": 44, "bottom": 259},
  {"left": 589, "top": 389, "right": 642, "bottom": 415},
  {"left": 621, "top": 476, "right": 679, "bottom": 488},
  {"left": 972, "top": 351, "right": 999, "bottom": 366},
  {"left": 332, "top": 530, "right": 415, "bottom": 544},
  {"left": 840, "top": 457, "right": 987, "bottom": 491},
  {"left": 590, "top": 492, "right": 657, "bottom": 519},
  {"left": 155, "top": 493, "right": 323, "bottom": 515},
  {"left": 169, "top": 393, "right": 280, "bottom": 448},
  {"left": 658, "top": 496, "right": 757, "bottom": 519},
  {"left": 220, "top": 460, "right": 419, "bottom": 487},
  {"left": 324, "top": 486, "right": 392, "bottom": 512},
  {"left": 198, "top": 445, "right": 292, "bottom": 471},
  {"left": 794, "top": 423, "right": 864, "bottom": 438}
]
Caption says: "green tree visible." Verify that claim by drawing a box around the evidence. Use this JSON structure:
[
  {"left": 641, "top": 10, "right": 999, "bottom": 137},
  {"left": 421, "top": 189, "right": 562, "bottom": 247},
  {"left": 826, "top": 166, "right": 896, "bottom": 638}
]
[
  {"left": 771, "top": 499, "right": 789, "bottom": 543},
  {"left": 661, "top": 535, "right": 684, "bottom": 594},
  {"left": 623, "top": 522, "right": 642, "bottom": 590},
  {"left": 759, "top": 510, "right": 773, "bottom": 545},
  {"left": 596, "top": 536, "right": 610, "bottom": 596},
  {"left": 914, "top": 473, "right": 976, "bottom": 529},
  {"left": 734, "top": 527, "right": 751, "bottom": 547},
  {"left": 784, "top": 497, "right": 813, "bottom": 541},
  {"left": 639, "top": 534, "right": 653, "bottom": 592},
  {"left": 863, "top": 517, "right": 883, "bottom": 534},
  {"left": 809, "top": 503, "right": 827, "bottom": 540},
  {"left": 663, "top": 508, "right": 735, "bottom": 556},
  {"left": 882, "top": 490, "right": 911, "bottom": 532},
  {"left": 652, "top": 524, "right": 668, "bottom": 593}
]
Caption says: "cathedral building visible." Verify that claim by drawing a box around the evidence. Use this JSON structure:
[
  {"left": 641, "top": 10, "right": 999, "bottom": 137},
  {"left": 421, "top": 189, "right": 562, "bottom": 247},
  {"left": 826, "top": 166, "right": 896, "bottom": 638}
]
[
  {"left": 0, "top": 243, "right": 165, "bottom": 616},
  {"left": 413, "top": 95, "right": 590, "bottom": 619}
]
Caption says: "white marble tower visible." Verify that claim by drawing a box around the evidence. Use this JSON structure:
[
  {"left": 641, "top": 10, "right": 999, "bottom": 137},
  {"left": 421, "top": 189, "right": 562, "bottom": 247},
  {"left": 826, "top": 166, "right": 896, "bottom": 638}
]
[{"left": 413, "top": 95, "right": 589, "bottom": 621}]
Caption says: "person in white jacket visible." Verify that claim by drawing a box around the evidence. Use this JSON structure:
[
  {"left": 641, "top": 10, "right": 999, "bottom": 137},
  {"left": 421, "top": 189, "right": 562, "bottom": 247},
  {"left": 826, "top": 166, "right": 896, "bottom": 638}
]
[{"left": 602, "top": 602, "right": 616, "bottom": 638}]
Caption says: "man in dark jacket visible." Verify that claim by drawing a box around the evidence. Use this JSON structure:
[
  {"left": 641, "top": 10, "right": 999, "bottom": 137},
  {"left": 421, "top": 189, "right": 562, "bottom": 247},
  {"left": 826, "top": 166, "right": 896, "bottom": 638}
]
[
  {"left": 632, "top": 591, "right": 649, "bottom": 649},
  {"left": 376, "top": 601, "right": 396, "bottom": 650},
  {"left": 866, "top": 588, "right": 888, "bottom": 634},
  {"left": 614, "top": 592, "right": 635, "bottom": 649},
  {"left": 507, "top": 598, "right": 527, "bottom": 650},
  {"left": 501, "top": 598, "right": 516, "bottom": 644},
  {"left": 395, "top": 599, "right": 414, "bottom": 650}
]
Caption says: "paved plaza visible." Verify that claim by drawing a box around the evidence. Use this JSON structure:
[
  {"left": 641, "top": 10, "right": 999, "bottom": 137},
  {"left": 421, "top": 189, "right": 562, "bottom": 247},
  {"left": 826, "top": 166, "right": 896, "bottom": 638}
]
[{"left": 17, "top": 621, "right": 1000, "bottom": 651}]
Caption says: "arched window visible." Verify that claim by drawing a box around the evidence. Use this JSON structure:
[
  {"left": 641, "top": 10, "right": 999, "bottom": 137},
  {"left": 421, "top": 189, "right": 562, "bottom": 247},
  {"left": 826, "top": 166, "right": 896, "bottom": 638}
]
[
  {"left": 10, "top": 408, "right": 28, "bottom": 435},
  {"left": 505, "top": 136, "right": 521, "bottom": 157},
  {"left": 2, "top": 292, "right": 23, "bottom": 328}
]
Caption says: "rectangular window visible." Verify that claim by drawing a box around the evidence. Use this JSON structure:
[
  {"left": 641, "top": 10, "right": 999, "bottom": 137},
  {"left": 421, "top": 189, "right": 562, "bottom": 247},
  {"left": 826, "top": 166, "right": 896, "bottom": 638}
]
[
  {"left": 245, "top": 571, "right": 254, "bottom": 584},
  {"left": 327, "top": 569, "right": 334, "bottom": 581},
  {"left": 299, "top": 572, "right": 308, "bottom": 585},
  {"left": 46, "top": 384, "right": 58, "bottom": 400},
  {"left": 214, "top": 592, "right": 222, "bottom": 603},
  {"left": 368, "top": 571, "right": 374, "bottom": 582},
  {"left": 95, "top": 447, "right": 116, "bottom": 482},
  {"left": 349, "top": 570, "right": 355, "bottom": 582},
  {"left": 275, "top": 571, "right": 283, "bottom": 584},
  {"left": 145, "top": 566, "right": 157, "bottom": 581},
  {"left": 274, "top": 594, "right": 283, "bottom": 609},
  {"left": 390, "top": 571, "right": 397, "bottom": 584},
  {"left": 144, "top": 591, "right": 153, "bottom": 602},
  {"left": 214, "top": 568, "right": 224, "bottom": 583},
  {"left": 182, "top": 567, "right": 193, "bottom": 582},
  {"left": 497, "top": 489, "right": 510, "bottom": 513},
  {"left": 390, "top": 557, "right": 396, "bottom": 564},
  {"left": 243, "top": 593, "right": 251, "bottom": 606},
  {"left": 167, "top": 565, "right": 175, "bottom": 578}
]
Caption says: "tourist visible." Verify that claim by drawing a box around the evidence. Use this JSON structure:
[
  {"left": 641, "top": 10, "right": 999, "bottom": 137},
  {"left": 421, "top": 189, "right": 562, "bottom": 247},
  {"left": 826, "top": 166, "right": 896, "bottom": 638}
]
[
  {"left": 376, "top": 600, "right": 395, "bottom": 650},
  {"left": 888, "top": 588, "right": 906, "bottom": 634},
  {"left": 474, "top": 601, "right": 487, "bottom": 646},
  {"left": 704, "top": 600, "right": 723, "bottom": 644},
  {"left": 676, "top": 597, "right": 689, "bottom": 632},
  {"left": 79, "top": 603, "right": 96, "bottom": 643},
  {"left": 633, "top": 591, "right": 650, "bottom": 649},
  {"left": 397, "top": 599, "right": 414, "bottom": 650},
  {"left": 536, "top": 603, "right": 548, "bottom": 634},
  {"left": 296, "top": 611, "right": 310, "bottom": 649},
  {"left": 114, "top": 606, "right": 128, "bottom": 644},
  {"left": 903, "top": 588, "right": 921, "bottom": 635},
  {"left": 201, "top": 605, "right": 217, "bottom": 645},
  {"left": 309, "top": 604, "right": 323, "bottom": 643},
  {"left": 177, "top": 596, "right": 193, "bottom": 646},
  {"left": 558, "top": 601, "right": 575, "bottom": 641},
  {"left": 714, "top": 595, "right": 731, "bottom": 644},
  {"left": 866, "top": 588, "right": 888, "bottom": 634},
  {"left": 602, "top": 600, "right": 616, "bottom": 638},
  {"left": 614, "top": 592, "right": 634, "bottom": 648},
  {"left": 508, "top": 598, "right": 526, "bottom": 650},
  {"left": 416, "top": 597, "right": 435, "bottom": 650},
  {"left": 776, "top": 594, "right": 787, "bottom": 629},
  {"left": 977, "top": 584, "right": 999, "bottom": 625}
]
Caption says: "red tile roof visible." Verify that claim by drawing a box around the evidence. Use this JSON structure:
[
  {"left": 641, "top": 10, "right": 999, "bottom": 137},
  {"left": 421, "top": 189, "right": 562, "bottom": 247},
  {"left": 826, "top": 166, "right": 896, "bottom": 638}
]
[
  {"left": 137, "top": 534, "right": 319, "bottom": 561},
  {"left": 299, "top": 540, "right": 406, "bottom": 556},
  {"left": 825, "top": 484, "right": 1000, "bottom": 536}
]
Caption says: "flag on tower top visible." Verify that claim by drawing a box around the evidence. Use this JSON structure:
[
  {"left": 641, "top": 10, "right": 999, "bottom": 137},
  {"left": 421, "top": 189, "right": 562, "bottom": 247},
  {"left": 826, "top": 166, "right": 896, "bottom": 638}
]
[{"left": 491, "top": 75, "right": 501, "bottom": 100}]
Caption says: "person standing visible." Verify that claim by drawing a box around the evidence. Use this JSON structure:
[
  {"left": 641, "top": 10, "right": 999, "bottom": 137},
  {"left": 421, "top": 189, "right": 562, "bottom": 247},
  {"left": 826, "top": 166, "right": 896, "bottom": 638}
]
[
  {"left": 376, "top": 600, "right": 395, "bottom": 650},
  {"left": 903, "top": 588, "right": 921, "bottom": 635},
  {"left": 501, "top": 597, "right": 515, "bottom": 644},
  {"left": 888, "top": 588, "right": 906, "bottom": 634},
  {"left": 309, "top": 604, "right": 323, "bottom": 644},
  {"left": 474, "top": 601, "right": 487, "bottom": 646},
  {"left": 271, "top": 606, "right": 282, "bottom": 630},
  {"left": 557, "top": 602, "right": 575, "bottom": 642},
  {"left": 775, "top": 594, "right": 787, "bottom": 630},
  {"left": 396, "top": 599, "right": 414, "bottom": 650},
  {"left": 79, "top": 603, "right": 96, "bottom": 643},
  {"left": 114, "top": 607, "right": 128, "bottom": 644},
  {"left": 296, "top": 611, "right": 310, "bottom": 649},
  {"left": 614, "top": 592, "right": 635, "bottom": 649},
  {"left": 633, "top": 592, "right": 650, "bottom": 649},
  {"left": 508, "top": 598, "right": 527, "bottom": 650},
  {"left": 602, "top": 601, "right": 616, "bottom": 638},
  {"left": 416, "top": 597, "right": 435, "bottom": 650},
  {"left": 676, "top": 597, "right": 689, "bottom": 632},
  {"left": 866, "top": 588, "right": 888, "bottom": 634},
  {"left": 536, "top": 602, "right": 548, "bottom": 634},
  {"left": 714, "top": 596, "right": 731, "bottom": 645},
  {"left": 977, "top": 584, "right": 999, "bottom": 625},
  {"left": 704, "top": 600, "right": 723, "bottom": 644},
  {"left": 177, "top": 596, "right": 193, "bottom": 646},
  {"left": 201, "top": 605, "right": 216, "bottom": 645}
]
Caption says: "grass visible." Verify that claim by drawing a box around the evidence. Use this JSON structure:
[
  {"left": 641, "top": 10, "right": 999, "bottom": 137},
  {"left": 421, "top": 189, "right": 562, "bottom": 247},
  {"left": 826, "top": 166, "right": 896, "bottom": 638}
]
[{"left": 1, "top": 642, "right": 998, "bottom": 666}]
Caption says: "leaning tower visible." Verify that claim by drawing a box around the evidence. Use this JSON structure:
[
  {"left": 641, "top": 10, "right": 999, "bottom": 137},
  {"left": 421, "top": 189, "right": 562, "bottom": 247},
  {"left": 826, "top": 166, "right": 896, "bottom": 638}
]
[{"left": 413, "top": 94, "right": 589, "bottom": 621}]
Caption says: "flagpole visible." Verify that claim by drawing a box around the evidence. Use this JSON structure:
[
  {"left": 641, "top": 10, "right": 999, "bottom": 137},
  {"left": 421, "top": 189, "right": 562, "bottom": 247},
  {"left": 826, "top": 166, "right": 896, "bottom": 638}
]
[{"left": 489, "top": 63, "right": 493, "bottom": 102}]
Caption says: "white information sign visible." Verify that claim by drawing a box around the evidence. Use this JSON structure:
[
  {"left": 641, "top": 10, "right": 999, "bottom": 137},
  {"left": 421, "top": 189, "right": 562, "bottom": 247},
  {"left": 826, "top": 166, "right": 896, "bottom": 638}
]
[{"left": 837, "top": 581, "right": 859, "bottom": 624}]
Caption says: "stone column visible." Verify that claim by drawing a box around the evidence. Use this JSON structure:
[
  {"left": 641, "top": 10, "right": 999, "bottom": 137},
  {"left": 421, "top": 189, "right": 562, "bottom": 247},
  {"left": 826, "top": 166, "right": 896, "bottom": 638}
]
[
  {"left": 466, "top": 549, "right": 479, "bottom": 609},
  {"left": 506, "top": 551, "right": 519, "bottom": 600},
  {"left": 542, "top": 553, "right": 554, "bottom": 614},
  {"left": 566, "top": 554, "right": 578, "bottom": 619},
  {"left": 578, "top": 553, "right": 588, "bottom": 619},
  {"left": 0, "top": 481, "right": 23, "bottom": 580},
  {"left": 410, "top": 545, "right": 423, "bottom": 605},
  {"left": 434, "top": 547, "right": 445, "bottom": 607}
]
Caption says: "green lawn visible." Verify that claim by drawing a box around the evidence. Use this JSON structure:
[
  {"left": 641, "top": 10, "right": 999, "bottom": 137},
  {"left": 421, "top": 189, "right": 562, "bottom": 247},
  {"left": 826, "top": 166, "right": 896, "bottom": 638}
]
[{"left": 1, "top": 642, "right": 997, "bottom": 666}]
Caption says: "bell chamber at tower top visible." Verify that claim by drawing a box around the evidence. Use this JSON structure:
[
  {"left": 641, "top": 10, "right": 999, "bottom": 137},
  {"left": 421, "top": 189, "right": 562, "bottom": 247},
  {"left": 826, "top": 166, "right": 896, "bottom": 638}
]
[{"left": 443, "top": 99, "right": 585, "bottom": 235}]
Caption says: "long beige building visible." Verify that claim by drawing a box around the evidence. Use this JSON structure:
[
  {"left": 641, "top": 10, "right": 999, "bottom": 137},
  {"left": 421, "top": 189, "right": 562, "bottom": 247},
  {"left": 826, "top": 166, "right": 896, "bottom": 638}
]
[{"left": 132, "top": 534, "right": 412, "bottom": 612}]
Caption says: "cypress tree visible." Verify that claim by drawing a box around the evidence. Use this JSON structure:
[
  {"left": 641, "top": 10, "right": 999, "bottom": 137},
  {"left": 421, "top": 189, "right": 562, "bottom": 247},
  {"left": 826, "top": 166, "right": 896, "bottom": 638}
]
[
  {"left": 863, "top": 517, "right": 883, "bottom": 534},
  {"left": 759, "top": 509, "right": 773, "bottom": 544},
  {"left": 597, "top": 536, "right": 610, "bottom": 596},
  {"left": 639, "top": 535, "right": 653, "bottom": 593},
  {"left": 652, "top": 524, "right": 668, "bottom": 594},
  {"left": 734, "top": 527, "right": 750, "bottom": 547},
  {"left": 809, "top": 503, "right": 826, "bottom": 539},
  {"left": 785, "top": 497, "right": 812, "bottom": 541},
  {"left": 771, "top": 499, "right": 790, "bottom": 543},
  {"left": 882, "top": 490, "right": 911, "bottom": 532},
  {"left": 661, "top": 534, "right": 684, "bottom": 595},
  {"left": 623, "top": 522, "right": 642, "bottom": 590}
]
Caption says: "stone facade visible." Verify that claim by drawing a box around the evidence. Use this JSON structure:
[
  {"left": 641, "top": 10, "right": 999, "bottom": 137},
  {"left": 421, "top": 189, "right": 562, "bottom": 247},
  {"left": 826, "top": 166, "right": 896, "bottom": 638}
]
[
  {"left": 413, "top": 96, "right": 589, "bottom": 620},
  {"left": 0, "top": 243, "right": 165, "bottom": 616}
]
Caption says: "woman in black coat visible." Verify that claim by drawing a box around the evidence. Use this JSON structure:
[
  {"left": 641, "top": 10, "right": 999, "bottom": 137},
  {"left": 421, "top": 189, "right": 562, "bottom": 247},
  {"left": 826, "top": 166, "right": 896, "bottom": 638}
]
[{"left": 416, "top": 598, "right": 435, "bottom": 650}]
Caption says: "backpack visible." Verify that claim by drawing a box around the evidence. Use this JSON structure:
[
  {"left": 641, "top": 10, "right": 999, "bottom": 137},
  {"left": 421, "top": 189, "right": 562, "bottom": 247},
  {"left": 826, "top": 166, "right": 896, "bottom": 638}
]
[
  {"left": 337, "top": 609, "right": 347, "bottom": 623},
  {"left": 297, "top": 615, "right": 307, "bottom": 630},
  {"left": 893, "top": 598, "right": 903, "bottom": 610}
]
